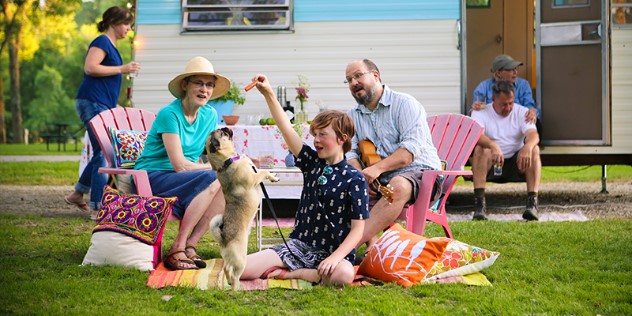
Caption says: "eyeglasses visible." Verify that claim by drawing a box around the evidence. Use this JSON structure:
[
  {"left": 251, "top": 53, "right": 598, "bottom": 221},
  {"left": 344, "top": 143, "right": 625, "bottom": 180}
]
[
  {"left": 188, "top": 79, "right": 216, "bottom": 89},
  {"left": 344, "top": 71, "right": 371, "bottom": 84},
  {"left": 317, "top": 165, "right": 334, "bottom": 185}
]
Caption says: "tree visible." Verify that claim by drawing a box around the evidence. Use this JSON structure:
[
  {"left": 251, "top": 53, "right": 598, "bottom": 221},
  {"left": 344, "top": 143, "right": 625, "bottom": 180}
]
[{"left": 0, "top": 0, "right": 31, "bottom": 143}]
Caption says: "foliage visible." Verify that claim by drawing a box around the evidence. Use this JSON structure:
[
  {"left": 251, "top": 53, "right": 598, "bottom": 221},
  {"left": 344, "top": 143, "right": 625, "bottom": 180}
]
[
  {"left": 1, "top": 0, "right": 131, "bottom": 143},
  {"left": 0, "top": 215, "right": 630, "bottom": 314},
  {"left": 214, "top": 81, "right": 246, "bottom": 105},
  {"left": 25, "top": 65, "right": 78, "bottom": 137}
]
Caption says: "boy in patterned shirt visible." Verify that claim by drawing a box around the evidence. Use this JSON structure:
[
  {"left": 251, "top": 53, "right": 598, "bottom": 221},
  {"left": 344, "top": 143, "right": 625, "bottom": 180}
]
[{"left": 240, "top": 74, "right": 369, "bottom": 286}]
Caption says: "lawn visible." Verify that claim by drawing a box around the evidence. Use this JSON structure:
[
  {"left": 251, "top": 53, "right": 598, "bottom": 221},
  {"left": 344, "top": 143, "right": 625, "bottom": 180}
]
[
  {"left": 0, "top": 143, "right": 83, "bottom": 156},
  {"left": 1, "top": 144, "right": 631, "bottom": 314},
  {"left": 0, "top": 215, "right": 630, "bottom": 315}
]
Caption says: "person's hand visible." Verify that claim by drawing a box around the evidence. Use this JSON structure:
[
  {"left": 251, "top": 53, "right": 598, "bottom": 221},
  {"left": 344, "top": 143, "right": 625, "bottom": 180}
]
[
  {"left": 491, "top": 143, "right": 504, "bottom": 167},
  {"left": 250, "top": 74, "right": 273, "bottom": 95},
  {"left": 123, "top": 61, "right": 141, "bottom": 75},
  {"left": 360, "top": 165, "right": 381, "bottom": 187},
  {"left": 525, "top": 108, "right": 537, "bottom": 124},
  {"left": 516, "top": 146, "right": 533, "bottom": 171},
  {"left": 472, "top": 101, "right": 486, "bottom": 111},
  {"left": 317, "top": 255, "right": 342, "bottom": 278}
]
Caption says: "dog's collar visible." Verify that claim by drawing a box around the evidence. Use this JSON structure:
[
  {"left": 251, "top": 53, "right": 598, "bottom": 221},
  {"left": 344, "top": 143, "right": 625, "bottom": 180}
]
[{"left": 219, "top": 155, "right": 240, "bottom": 172}]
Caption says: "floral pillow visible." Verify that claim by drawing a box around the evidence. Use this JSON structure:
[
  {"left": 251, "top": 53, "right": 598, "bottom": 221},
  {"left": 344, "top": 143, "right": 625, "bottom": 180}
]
[
  {"left": 93, "top": 185, "right": 176, "bottom": 245},
  {"left": 424, "top": 238, "right": 500, "bottom": 281},
  {"left": 109, "top": 128, "right": 148, "bottom": 169},
  {"left": 357, "top": 223, "right": 450, "bottom": 287}
]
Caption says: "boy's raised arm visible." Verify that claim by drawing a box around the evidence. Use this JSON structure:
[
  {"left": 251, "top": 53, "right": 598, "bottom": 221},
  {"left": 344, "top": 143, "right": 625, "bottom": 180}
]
[{"left": 250, "top": 74, "right": 304, "bottom": 156}]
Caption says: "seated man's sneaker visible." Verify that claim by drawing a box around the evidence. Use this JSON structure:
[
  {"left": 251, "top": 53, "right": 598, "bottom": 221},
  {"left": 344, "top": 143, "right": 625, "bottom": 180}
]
[
  {"left": 473, "top": 196, "right": 488, "bottom": 221},
  {"left": 523, "top": 195, "right": 539, "bottom": 221}
]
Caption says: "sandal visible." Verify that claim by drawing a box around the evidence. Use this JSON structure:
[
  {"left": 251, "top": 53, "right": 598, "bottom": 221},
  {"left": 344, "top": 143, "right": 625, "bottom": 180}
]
[
  {"left": 185, "top": 245, "right": 207, "bottom": 269},
  {"left": 164, "top": 249, "right": 198, "bottom": 270},
  {"left": 64, "top": 196, "right": 90, "bottom": 213}
]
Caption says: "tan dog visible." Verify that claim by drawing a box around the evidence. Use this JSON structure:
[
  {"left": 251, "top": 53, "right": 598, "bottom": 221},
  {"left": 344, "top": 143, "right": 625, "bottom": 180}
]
[{"left": 206, "top": 127, "right": 279, "bottom": 290}]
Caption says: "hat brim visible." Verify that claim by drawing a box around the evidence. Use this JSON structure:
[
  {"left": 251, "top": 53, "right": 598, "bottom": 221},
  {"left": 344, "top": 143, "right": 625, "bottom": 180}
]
[
  {"left": 492, "top": 60, "right": 524, "bottom": 72},
  {"left": 168, "top": 72, "right": 231, "bottom": 100}
]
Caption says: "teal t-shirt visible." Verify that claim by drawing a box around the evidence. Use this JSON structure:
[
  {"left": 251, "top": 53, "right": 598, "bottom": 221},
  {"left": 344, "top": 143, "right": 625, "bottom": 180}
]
[{"left": 135, "top": 100, "right": 218, "bottom": 171}]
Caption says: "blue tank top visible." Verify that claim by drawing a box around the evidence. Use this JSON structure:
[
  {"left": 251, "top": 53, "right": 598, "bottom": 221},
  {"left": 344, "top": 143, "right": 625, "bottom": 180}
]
[{"left": 76, "top": 34, "right": 123, "bottom": 108}]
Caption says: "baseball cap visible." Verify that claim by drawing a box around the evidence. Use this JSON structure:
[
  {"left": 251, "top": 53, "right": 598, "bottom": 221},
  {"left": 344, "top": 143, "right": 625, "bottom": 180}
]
[{"left": 491, "top": 54, "right": 523, "bottom": 72}]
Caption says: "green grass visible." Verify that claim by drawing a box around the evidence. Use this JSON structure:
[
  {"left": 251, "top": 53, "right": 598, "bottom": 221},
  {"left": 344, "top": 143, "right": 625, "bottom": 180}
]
[
  {"left": 1, "top": 143, "right": 630, "bottom": 185},
  {"left": 0, "top": 161, "right": 80, "bottom": 186},
  {"left": 1, "top": 215, "right": 630, "bottom": 314},
  {"left": 2, "top": 161, "right": 630, "bottom": 187},
  {"left": 0, "top": 143, "right": 83, "bottom": 155}
]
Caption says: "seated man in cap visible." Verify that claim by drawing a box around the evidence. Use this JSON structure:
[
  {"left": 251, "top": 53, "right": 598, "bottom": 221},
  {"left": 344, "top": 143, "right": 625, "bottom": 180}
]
[{"left": 471, "top": 54, "right": 541, "bottom": 135}]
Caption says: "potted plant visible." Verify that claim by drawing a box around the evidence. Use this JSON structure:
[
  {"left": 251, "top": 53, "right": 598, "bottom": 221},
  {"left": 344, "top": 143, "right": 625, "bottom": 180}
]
[{"left": 209, "top": 81, "right": 246, "bottom": 125}]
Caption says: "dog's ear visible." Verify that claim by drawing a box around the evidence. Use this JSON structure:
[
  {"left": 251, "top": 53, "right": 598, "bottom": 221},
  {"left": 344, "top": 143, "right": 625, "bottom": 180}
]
[{"left": 220, "top": 127, "right": 233, "bottom": 140}]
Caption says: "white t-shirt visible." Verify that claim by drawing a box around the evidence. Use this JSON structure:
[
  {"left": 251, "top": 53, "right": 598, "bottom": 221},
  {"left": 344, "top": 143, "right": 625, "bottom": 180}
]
[{"left": 471, "top": 103, "right": 536, "bottom": 158}]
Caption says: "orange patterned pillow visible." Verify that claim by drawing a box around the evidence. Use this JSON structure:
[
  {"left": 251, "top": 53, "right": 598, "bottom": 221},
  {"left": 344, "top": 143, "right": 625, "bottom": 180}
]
[{"left": 357, "top": 223, "right": 450, "bottom": 287}]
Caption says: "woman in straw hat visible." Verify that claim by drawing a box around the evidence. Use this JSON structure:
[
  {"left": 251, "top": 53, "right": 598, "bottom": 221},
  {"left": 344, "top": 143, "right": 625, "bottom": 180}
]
[
  {"left": 134, "top": 56, "right": 230, "bottom": 270},
  {"left": 65, "top": 6, "right": 141, "bottom": 218}
]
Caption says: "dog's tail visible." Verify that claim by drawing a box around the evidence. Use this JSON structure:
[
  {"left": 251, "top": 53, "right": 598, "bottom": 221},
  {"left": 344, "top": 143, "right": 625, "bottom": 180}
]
[{"left": 209, "top": 214, "right": 224, "bottom": 243}]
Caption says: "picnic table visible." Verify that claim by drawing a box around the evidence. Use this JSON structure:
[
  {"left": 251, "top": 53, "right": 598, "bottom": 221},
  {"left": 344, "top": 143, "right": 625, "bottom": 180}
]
[{"left": 41, "top": 121, "right": 84, "bottom": 152}]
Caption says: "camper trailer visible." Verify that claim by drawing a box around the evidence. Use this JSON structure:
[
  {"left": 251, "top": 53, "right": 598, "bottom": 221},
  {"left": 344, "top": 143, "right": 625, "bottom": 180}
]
[{"left": 132, "top": 0, "right": 631, "bottom": 166}]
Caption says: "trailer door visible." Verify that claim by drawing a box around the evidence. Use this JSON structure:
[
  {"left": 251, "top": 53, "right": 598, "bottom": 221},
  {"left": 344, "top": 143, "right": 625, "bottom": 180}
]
[{"left": 537, "top": 0, "right": 609, "bottom": 145}]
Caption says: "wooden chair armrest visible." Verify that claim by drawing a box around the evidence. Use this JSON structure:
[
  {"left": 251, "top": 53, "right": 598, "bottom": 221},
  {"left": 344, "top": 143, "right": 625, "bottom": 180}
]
[{"left": 98, "top": 167, "right": 153, "bottom": 197}]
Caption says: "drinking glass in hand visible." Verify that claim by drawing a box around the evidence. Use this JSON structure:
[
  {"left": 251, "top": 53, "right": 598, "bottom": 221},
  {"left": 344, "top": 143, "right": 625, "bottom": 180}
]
[
  {"left": 129, "top": 61, "right": 140, "bottom": 78},
  {"left": 493, "top": 163, "right": 502, "bottom": 176}
]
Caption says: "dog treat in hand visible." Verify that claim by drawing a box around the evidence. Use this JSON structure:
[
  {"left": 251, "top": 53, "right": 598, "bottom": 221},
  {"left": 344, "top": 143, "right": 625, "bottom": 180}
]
[{"left": 244, "top": 81, "right": 257, "bottom": 92}]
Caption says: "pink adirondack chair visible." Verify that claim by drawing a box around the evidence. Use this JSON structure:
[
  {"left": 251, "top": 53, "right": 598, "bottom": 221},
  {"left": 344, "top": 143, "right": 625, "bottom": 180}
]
[
  {"left": 400, "top": 113, "right": 483, "bottom": 238},
  {"left": 89, "top": 107, "right": 178, "bottom": 268}
]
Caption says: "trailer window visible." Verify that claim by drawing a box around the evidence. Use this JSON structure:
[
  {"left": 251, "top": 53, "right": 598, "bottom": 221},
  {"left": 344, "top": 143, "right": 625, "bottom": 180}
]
[
  {"left": 612, "top": 0, "right": 632, "bottom": 28},
  {"left": 182, "top": 0, "right": 293, "bottom": 33},
  {"left": 553, "top": 0, "right": 590, "bottom": 8}
]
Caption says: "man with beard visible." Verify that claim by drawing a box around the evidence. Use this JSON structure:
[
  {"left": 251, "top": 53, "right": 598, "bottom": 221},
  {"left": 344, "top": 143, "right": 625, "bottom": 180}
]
[{"left": 344, "top": 59, "right": 442, "bottom": 252}]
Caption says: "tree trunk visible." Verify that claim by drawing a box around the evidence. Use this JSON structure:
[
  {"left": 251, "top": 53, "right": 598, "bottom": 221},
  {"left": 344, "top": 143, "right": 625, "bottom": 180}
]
[
  {"left": 0, "top": 72, "right": 6, "bottom": 143},
  {"left": 9, "top": 38, "right": 23, "bottom": 144}
]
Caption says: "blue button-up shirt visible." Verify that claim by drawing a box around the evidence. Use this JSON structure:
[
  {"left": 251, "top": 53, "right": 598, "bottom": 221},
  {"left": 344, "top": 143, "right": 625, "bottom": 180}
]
[
  {"left": 346, "top": 85, "right": 441, "bottom": 184},
  {"left": 472, "top": 77, "right": 540, "bottom": 118}
]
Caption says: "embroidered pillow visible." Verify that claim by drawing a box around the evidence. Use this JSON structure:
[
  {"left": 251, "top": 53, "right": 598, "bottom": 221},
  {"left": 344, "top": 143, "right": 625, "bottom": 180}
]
[
  {"left": 424, "top": 238, "right": 500, "bottom": 281},
  {"left": 357, "top": 223, "right": 450, "bottom": 287},
  {"left": 93, "top": 185, "right": 176, "bottom": 245},
  {"left": 109, "top": 128, "right": 148, "bottom": 169}
]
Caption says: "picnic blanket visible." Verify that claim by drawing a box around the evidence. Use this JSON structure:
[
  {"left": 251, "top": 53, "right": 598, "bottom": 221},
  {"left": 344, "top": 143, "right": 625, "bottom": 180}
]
[
  {"left": 147, "top": 259, "right": 490, "bottom": 290},
  {"left": 147, "top": 259, "right": 312, "bottom": 291}
]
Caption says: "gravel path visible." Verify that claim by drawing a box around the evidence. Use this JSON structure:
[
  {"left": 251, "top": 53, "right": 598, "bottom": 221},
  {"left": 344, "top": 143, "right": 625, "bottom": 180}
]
[{"left": 2, "top": 181, "right": 630, "bottom": 220}]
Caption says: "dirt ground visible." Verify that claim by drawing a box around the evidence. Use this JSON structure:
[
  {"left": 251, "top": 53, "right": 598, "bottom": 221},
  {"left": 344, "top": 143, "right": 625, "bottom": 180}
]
[{"left": 1, "top": 180, "right": 630, "bottom": 220}]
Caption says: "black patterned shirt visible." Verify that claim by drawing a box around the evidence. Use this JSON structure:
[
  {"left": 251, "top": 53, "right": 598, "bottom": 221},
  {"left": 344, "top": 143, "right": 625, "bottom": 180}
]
[{"left": 289, "top": 144, "right": 369, "bottom": 262}]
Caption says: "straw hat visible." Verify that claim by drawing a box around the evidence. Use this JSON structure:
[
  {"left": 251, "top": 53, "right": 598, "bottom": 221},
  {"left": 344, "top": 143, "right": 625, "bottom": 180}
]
[{"left": 168, "top": 56, "right": 231, "bottom": 99}]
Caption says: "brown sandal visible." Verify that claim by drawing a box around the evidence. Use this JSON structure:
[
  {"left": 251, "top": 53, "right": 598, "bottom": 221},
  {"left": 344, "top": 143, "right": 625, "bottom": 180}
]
[
  {"left": 185, "top": 245, "right": 207, "bottom": 269},
  {"left": 164, "top": 249, "right": 198, "bottom": 270}
]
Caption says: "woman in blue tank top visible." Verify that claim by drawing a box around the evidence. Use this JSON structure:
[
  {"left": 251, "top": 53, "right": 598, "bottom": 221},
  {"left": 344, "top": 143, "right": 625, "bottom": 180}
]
[{"left": 65, "top": 6, "right": 141, "bottom": 218}]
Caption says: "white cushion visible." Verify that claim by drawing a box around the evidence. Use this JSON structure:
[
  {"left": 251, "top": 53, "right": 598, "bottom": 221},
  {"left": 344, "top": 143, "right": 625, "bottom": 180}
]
[{"left": 82, "top": 231, "right": 153, "bottom": 271}]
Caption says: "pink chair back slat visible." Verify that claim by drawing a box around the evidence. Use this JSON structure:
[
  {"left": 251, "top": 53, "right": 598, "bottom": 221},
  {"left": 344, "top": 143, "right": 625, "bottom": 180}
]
[
  {"left": 89, "top": 108, "right": 157, "bottom": 168},
  {"left": 404, "top": 113, "right": 483, "bottom": 237},
  {"left": 90, "top": 114, "right": 116, "bottom": 168}
]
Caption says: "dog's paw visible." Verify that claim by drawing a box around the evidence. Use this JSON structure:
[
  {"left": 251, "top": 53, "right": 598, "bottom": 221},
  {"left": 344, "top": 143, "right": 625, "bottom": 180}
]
[{"left": 268, "top": 173, "right": 280, "bottom": 182}]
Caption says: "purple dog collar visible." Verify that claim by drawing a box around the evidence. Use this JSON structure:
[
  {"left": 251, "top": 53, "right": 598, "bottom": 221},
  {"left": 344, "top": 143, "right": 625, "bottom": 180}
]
[{"left": 219, "top": 155, "right": 240, "bottom": 171}]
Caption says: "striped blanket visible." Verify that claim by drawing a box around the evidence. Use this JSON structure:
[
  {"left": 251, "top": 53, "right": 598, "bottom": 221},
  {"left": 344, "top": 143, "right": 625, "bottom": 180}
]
[
  {"left": 147, "top": 259, "right": 490, "bottom": 290},
  {"left": 147, "top": 259, "right": 312, "bottom": 291}
]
